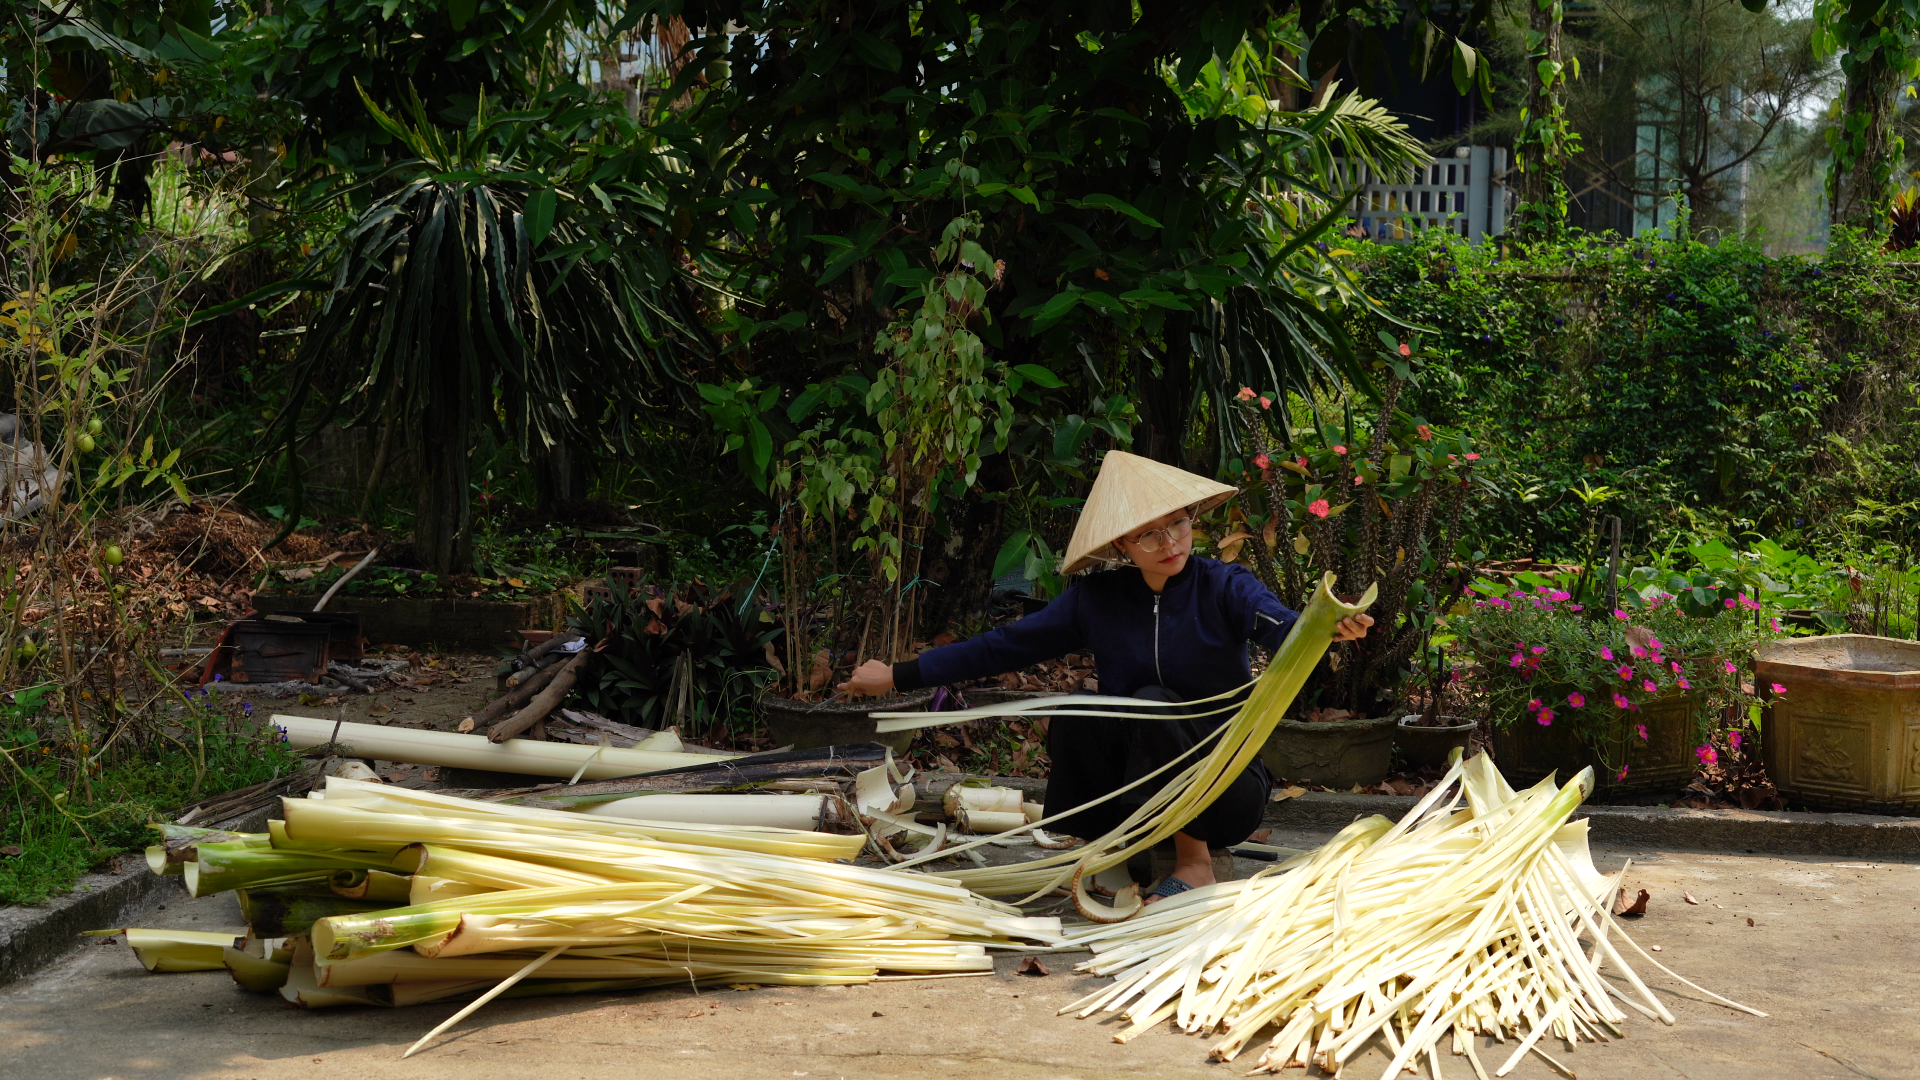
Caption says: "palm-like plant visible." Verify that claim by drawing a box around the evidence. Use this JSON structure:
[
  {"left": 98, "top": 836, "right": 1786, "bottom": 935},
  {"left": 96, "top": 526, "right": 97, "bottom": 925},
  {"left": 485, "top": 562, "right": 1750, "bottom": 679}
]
[{"left": 272, "top": 86, "right": 708, "bottom": 572}]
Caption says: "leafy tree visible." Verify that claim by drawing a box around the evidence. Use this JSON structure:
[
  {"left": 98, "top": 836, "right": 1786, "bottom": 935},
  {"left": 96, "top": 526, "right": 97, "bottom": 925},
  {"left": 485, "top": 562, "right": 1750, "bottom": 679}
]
[{"left": 1813, "top": 0, "right": 1920, "bottom": 233}]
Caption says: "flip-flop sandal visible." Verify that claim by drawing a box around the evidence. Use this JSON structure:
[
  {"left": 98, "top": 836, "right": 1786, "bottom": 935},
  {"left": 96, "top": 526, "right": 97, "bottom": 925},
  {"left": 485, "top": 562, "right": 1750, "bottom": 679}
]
[{"left": 1144, "top": 875, "right": 1195, "bottom": 901}]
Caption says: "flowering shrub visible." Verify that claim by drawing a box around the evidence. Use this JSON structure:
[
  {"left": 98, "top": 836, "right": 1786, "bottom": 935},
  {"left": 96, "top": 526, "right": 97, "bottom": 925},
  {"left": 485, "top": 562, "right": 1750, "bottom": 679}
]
[{"left": 1449, "top": 579, "right": 1781, "bottom": 764}]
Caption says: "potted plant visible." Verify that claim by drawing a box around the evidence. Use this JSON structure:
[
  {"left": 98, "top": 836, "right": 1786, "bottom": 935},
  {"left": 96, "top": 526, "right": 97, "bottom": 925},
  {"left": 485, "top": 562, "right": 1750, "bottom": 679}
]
[
  {"left": 1224, "top": 337, "right": 1486, "bottom": 787},
  {"left": 703, "top": 216, "right": 1019, "bottom": 750},
  {"left": 1448, "top": 567, "right": 1777, "bottom": 798}
]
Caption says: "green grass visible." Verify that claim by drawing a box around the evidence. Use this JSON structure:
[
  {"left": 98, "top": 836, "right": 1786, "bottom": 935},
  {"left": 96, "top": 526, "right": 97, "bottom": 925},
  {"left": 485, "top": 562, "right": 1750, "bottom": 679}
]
[{"left": 1, "top": 693, "right": 308, "bottom": 906}]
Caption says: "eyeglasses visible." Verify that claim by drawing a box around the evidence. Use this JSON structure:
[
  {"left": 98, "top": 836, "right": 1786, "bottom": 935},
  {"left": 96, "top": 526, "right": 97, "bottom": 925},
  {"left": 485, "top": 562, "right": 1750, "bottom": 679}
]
[{"left": 1123, "top": 515, "right": 1193, "bottom": 553}]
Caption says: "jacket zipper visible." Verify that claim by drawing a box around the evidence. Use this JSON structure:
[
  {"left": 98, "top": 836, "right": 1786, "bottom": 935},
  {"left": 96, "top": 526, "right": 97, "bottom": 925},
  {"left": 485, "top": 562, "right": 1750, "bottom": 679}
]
[{"left": 1152, "top": 595, "right": 1164, "bottom": 687}]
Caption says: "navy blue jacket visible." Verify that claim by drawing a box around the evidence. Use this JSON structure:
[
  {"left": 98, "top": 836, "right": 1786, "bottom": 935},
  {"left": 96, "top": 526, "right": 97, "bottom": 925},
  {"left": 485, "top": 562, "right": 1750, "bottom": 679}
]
[{"left": 894, "top": 557, "right": 1300, "bottom": 701}]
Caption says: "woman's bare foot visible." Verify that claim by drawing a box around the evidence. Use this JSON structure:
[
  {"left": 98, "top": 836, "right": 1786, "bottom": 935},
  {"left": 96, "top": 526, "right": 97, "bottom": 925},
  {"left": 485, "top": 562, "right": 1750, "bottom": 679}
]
[{"left": 1145, "top": 832, "right": 1216, "bottom": 904}]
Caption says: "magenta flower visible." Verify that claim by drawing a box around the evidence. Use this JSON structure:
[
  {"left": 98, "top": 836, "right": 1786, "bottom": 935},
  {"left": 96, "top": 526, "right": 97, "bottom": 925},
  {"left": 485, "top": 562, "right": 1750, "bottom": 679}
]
[
  {"left": 1729, "top": 731, "right": 1743, "bottom": 751},
  {"left": 1569, "top": 604, "right": 1584, "bottom": 612},
  {"left": 1600, "top": 646, "right": 1615, "bottom": 661},
  {"left": 1677, "top": 676, "right": 1691, "bottom": 689},
  {"left": 1648, "top": 637, "right": 1664, "bottom": 650},
  {"left": 1642, "top": 679, "right": 1658, "bottom": 693},
  {"left": 1253, "top": 453, "right": 1271, "bottom": 469},
  {"left": 1550, "top": 590, "right": 1571, "bottom": 601},
  {"left": 1613, "top": 692, "right": 1632, "bottom": 709},
  {"left": 1723, "top": 660, "right": 1737, "bottom": 674},
  {"left": 1614, "top": 609, "right": 1630, "bottom": 620},
  {"left": 1770, "top": 683, "right": 1787, "bottom": 695},
  {"left": 1530, "top": 645, "right": 1546, "bottom": 655},
  {"left": 1770, "top": 617, "right": 1782, "bottom": 631},
  {"left": 1465, "top": 452, "right": 1480, "bottom": 461},
  {"left": 1510, "top": 653, "right": 1525, "bottom": 668},
  {"left": 1536, "top": 707, "right": 1555, "bottom": 726},
  {"left": 1617, "top": 665, "right": 1634, "bottom": 681},
  {"left": 1670, "top": 660, "right": 1682, "bottom": 673},
  {"left": 1724, "top": 597, "right": 1737, "bottom": 609},
  {"left": 1636, "top": 723, "right": 1648, "bottom": 741},
  {"left": 1616, "top": 765, "right": 1630, "bottom": 782},
  {"left": 1567, "top": 692, "right": 1586, "bottom": 708},
  {"left": 1527, "top": 698, "right": 1543, "bottom": 712},
  {"left": 1332, "top": 445, "right": 1348, "bottom": 455},
  {"left": 1696, "top": 744, "right": 1719, "bottom": 766}
]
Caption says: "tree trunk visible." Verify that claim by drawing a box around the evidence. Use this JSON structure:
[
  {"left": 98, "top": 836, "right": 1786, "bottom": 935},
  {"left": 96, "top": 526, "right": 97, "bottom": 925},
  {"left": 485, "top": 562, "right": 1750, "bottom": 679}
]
[
  {"left": 413, "top": 395, "right": 472, "bottom": 575},
  {"left": 1831, "top": 45, "right": 1901, "bottom": 233},
  {"left": 1131, "top": 313, "right": 1194, "bottom": 466},
  {"left": 532, "top": 432, "right": 589, "bottom": 514},
  {"left": 1511, "top": 0, "right": 1568, "bottom": 241},
  {"left": 917, "top": 452, "right": 1013, "bottom": 636}
]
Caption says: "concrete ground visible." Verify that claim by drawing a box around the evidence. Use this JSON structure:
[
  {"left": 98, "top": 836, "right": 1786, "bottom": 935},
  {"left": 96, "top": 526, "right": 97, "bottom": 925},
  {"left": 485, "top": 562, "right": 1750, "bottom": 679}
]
[{"left": 6, "top": 835, "right": 1916, "bottom": 1080}]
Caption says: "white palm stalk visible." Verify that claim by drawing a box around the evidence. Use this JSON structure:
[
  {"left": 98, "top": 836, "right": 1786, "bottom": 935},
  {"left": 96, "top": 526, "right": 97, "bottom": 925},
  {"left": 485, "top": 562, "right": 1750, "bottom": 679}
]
[
  {"left": 874, "top": 572, "right": 1374, "bottom": 918},
  {"left": 1059, "top": 754, "right": 1763, "bottom": 1078}
]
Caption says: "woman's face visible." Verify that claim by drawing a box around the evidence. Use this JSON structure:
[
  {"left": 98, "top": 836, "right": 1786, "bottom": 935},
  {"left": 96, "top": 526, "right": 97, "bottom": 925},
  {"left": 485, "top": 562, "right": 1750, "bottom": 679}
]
[{"left": 1119, "top": 507, "right": 1194, "bottom": 578}]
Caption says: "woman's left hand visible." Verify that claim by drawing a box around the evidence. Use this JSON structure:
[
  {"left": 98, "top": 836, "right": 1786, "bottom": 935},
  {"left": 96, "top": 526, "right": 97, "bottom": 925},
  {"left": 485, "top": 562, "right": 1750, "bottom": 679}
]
[{"left": 1333, "top": 614, "right": 1374, "bottom": 641}]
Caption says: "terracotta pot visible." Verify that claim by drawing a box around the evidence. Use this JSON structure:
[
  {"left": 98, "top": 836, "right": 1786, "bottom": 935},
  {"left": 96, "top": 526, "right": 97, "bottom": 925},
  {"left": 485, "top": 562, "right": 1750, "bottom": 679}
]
[
  {"left": 1396, "top": 715, "right": 1477, "bottom": 770},
  {"left": 1490, "top": 689, "right": 1696, "bottom": 799},
  {"left": 755, "top": 689, "right": 936, "bottom": 755},
  {"left": 1259, "top": 715, "right": 1399, "bottom": 788},
  {"left": 1757, "top": 634, "right": 1920, "bottom": 814}
]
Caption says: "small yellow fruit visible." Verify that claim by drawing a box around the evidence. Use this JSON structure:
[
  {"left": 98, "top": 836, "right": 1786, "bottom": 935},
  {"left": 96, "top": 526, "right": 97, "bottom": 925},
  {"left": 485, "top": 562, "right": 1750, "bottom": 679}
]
[
  {"left": 76, "top": 433, "right": 96, "bottom": 452},
  {"left": 102, "top": 544, "right": 124, "bottom": 566}
]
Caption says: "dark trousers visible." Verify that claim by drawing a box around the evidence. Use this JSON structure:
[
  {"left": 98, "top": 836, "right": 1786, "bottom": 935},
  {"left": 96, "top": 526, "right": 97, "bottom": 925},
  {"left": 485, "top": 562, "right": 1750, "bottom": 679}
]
[{"left": 1043, "top": 685, "right": 1271, "bottom": 847}]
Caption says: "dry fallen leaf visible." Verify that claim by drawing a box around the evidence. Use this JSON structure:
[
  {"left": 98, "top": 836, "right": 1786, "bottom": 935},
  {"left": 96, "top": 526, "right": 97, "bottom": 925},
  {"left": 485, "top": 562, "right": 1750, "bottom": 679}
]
[
  {"left": 1016, "top": 957, "right": 1050, "bottom": 977},
  {"left": 0, "top": 845, "right": 22, "bottom": 858},
  {"left": 1747, "top": 917, "right": 1756, "bottom": 926},
  {"left": 1613, "top": 887, "right": 1651, "bottom": 917},
  {"left": 1270, "top": 785, "right": 1309, "bottom": 803},
  {"left": 1683, "top": 892, "right": 1700, "bottom": 905},
  {"left": 871, "top": 1010, "right": 884, "bottom": 1017}
]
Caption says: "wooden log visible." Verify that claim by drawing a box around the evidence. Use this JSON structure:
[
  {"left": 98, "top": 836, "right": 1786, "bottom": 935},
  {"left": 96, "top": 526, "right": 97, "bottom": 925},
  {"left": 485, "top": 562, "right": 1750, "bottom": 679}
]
[
  {"left": 488, "top": 649, "right": 590, "bottom": 743},
  {"left": 467, "top": 662, "right": 560, "bottom": 728}
]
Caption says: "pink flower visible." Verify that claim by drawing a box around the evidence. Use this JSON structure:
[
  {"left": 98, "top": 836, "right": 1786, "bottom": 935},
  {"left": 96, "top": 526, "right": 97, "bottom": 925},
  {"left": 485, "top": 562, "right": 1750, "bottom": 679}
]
[
  {"left": 1613, "top": 693, "right": 1632, "bottom": 709},
  {"left": 1332, "top": 445, "right": 1348, "bottom": 455},
  {"left": 1416, "top": 424, "right": 1433, "bottom": 441},
  {"left": 1677, "top": 676, "right": 1691, "bottom": 689},
  {"left": 1549, "top": 590, "right": 1571, "bottom": 601},
  {"left": 1307, "top": 499, "right": 1330, "bottom": 518},
  {"left": 1616, "top": 765, "right": 1630, "bottom": 781},
  {"left": 1569, "top": 604, "right": 1584, "bottom": 612},
  {"left": 1617, "top": 665, "right": 1634, "bottom": 681},
  {"left": 1527, "top": 698, "right": 1543, "bottom": 712},
  {"left": 1600, "top": 646, "right": 1615, "bottom": 661},
  {"left": 1723, "top": 660, "right": 1737, "bottom": 674},
  {"left": 1296, "top": 456, "right": 1308, "bottom": 469},
  {"left": 1670, "top": 661, "right": 1682, "bottom": 673},
  {"left": 1536, "top": 708, "right": 1555, "bottom": 725},
  {"left": 1630, "top": 644, "right": 1647, "bottom": 659},
  {"left": 1770, "top": 617, "right": 1782, "bottom": 631},
  {"left": 1464, "top": 452, "right": 1480, "bottom": 461},
  {"left": 1642, "top": 679, "right": 1658, "bottom": 693},
  {"left": 1729, "top": 731, "right": 1743, "bottom": 751},
  {"left": 1253, "top": 453, "right": 1271, "bottom": 469},
  {"left": 1614, "top": 609, "right": 1631, "bottom": 620},
  {"left": 1352, "top": 475, "right": 1364, "bottom": 485},
  {"left": 1696, "top": 744, "right": 1718, "bottom": 766},
  {"left": 1510, "top": 653, "right": 1526, "bottom": 669},
  {"left": 1260, "top": 396, "right": 1272, "bottom": 409},
  {"left": 1770, "top": 683, "right": 1787, "bottom": 695},
  {"left": 1648, "top": 637, "right": 1663, "bottom": 649},
  {"left": 1567, "top": 692, "right": 1586, "bottom": 708},
  {"left": 1724, "top": 597, "right": 1736, "bottom": 609},
  {"left": 1398, "top": 342, "right": 1411, "bottom": 357},
  {"left": 1636, "top": 723, "right": 1648, "bottom": 741},
  {"left": 1530, "top": 645, "right": 1546, "bottom": 655},
  {"left": 1236, "top": 386, "right": 1255, "bottom": 401}
]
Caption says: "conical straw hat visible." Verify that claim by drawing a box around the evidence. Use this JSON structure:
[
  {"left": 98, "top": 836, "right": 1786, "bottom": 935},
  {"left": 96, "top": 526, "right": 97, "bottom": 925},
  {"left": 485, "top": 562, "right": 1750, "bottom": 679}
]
[{"left": 1060, "top": 450, "right": 1237, "bottom": 575}]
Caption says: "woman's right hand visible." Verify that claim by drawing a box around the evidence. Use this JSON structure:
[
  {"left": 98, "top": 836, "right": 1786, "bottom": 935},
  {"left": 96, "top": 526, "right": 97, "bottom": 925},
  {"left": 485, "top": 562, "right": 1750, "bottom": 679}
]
[{"left": 837, "top": 658, "right": 895, "bottom": 698}]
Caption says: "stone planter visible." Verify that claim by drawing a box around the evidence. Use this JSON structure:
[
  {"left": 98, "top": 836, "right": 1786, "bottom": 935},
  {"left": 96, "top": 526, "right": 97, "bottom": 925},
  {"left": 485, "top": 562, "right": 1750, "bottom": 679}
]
[
  {"left": 249, "top": 590, "right": 568, "bottom": 652},
  {"left": 756, "top": 689, "right": 937, "bottom": 756},
  {"left": 1756, "top": 635, "right": 1920, "bottom": 814},
  {"left": 1490, "top": 690, "right": 1697, "bottom": 799},
  {"left": 1260, "top": 715, "right": 1398, "bottom": 788},
  {"left": 1396, "top": 715, "right": 1477, "bottom": 770}
]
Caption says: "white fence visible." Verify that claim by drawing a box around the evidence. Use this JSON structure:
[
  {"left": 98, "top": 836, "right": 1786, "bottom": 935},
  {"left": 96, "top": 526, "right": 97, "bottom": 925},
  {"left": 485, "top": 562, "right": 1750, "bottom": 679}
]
[{"left": 1340, "top": 147, "right": 1510, "bottom": 244}]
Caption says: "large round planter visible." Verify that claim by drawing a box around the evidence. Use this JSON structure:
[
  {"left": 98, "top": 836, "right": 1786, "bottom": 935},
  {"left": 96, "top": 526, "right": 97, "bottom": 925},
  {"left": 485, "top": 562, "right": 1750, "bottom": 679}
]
[
  {"left": 1260, "top": 715, "right": 1398, "bottom": 788},
  {"left": 1396, "top": 715, "right": 1477, "bottom": 770},
  {"left": 756, "top": 690, "right": 936, "bottom": 755},
  {"left": 1490, "top": 690, "right": 1697, "bottom": 800},
  {"left": 1757, "top": 634, "right": 1920, "bottom": 814}
]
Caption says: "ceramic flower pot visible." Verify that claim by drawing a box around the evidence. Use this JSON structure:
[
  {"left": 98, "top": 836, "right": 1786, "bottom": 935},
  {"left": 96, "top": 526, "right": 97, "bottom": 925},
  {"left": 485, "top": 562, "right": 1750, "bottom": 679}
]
[
  {"left": 1757, "top": 635, "right": 1920, "bottom": 814},
  {"left": 1395, "top": 715, "right": 1477, "bottom": 770},
  {"left": 1490, "top": 689, "right": 1697, "bottom": 799},
  {"left": 1260, "top": 715, "right": 1399, "bottom": 788}
]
